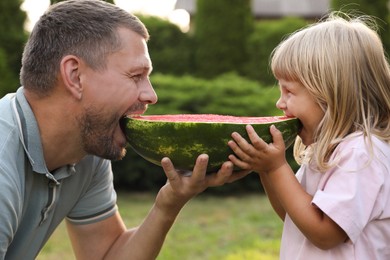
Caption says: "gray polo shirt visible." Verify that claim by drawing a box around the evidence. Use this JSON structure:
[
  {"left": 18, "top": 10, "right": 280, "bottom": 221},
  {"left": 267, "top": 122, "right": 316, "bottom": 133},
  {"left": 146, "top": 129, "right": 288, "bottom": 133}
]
[{"left": 0, "top": 87, "right": 117, "bottom": 259}]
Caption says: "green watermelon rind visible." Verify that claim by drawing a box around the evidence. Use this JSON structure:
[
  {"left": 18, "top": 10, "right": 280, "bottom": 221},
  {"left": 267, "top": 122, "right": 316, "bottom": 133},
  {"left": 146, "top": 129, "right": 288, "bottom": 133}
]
[{"left": 123, "top": 116, "right": 301, "bottom": 173}]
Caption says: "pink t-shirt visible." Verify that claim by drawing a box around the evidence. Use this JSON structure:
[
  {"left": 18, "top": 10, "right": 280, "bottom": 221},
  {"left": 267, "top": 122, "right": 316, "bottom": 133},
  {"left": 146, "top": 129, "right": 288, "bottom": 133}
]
[{"left": 280, "top": 134, "right": 390, "bottom": 260}]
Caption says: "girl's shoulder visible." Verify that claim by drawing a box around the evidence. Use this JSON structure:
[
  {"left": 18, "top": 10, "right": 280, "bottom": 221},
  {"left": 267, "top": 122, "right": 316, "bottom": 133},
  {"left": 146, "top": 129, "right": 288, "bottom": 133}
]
[
  {"left": 340, "top": 132, "right": 389, "bottom": 149},
  {"left": 335, "top": 133, "right": 390, "bottom": 166}
]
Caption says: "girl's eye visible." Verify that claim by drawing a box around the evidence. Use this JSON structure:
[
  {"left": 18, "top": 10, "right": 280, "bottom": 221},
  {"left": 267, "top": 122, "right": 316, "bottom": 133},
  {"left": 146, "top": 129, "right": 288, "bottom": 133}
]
[{"left": 282, "top": 88, "right": 290, "bottom": 95}]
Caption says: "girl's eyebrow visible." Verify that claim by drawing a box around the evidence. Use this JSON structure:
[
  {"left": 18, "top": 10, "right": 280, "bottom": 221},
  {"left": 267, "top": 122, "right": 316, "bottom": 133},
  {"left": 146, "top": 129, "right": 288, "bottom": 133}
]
[{"left": 278, "top": 82, "right": 289, "bottom": 89}]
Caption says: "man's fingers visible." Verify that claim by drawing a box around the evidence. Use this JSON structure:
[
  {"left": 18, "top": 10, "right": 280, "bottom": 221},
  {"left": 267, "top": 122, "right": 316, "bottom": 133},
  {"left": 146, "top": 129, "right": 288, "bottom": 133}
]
[
  {"left": 161, "top": 157, "right": 178, "bottom": 181},
  {"left": 226, "top": 169, "right": 252, "bottom": 183},
  {"left": 191, "top": 154, "right": 209, "bottom": 180},
  {"left": 206, "top": 161, "right": 233, "bottom": 187},
  {"left": 228, "top": 154, "right": 252, "bottom": 170}
]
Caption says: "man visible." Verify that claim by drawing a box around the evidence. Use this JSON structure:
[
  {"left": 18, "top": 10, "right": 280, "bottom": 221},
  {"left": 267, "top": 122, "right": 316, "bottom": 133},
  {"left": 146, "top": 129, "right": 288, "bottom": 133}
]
[{"left": 0, "top": 0, "right": 249, "bottom": 259}]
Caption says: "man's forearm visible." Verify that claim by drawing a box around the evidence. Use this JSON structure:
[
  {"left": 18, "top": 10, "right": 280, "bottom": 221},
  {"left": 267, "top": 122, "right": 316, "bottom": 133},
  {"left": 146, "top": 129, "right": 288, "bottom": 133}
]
[{"left": 105, "top": 196, "right": 183, "bottom": 260}]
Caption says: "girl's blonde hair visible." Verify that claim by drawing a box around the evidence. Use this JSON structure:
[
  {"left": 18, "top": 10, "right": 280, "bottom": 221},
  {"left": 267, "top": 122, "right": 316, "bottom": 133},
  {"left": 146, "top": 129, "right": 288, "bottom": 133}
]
[{"left": 271, "top": 12, "right": 390, "bottom": 172}]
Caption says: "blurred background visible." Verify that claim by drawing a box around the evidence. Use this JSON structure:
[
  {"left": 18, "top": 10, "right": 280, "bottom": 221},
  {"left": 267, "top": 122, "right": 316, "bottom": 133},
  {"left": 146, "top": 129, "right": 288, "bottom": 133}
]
[
  {"left": 2, "top": 1, "right": 389, "bottom": 259},
  {"left": 1, "top": 0, "right": 389, "bottom": 193}
]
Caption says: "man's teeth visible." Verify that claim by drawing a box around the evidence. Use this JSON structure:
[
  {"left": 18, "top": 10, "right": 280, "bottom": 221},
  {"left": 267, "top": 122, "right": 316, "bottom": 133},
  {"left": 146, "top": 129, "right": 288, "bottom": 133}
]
[{"left": 123, "top": 114, "right": 141, "bottom": 118}]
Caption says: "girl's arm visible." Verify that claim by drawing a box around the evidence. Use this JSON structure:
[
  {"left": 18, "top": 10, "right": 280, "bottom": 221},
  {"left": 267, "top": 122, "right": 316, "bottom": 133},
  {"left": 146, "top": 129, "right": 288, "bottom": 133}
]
[
  {"left": 258, "top": 173, "right": 286, "bottom": 220},
  {"left": 265, "top": 162, "right": 347, "bottom": 250},
  {"left": 228, "top": 125, "right": 348, "bottom": 250}
]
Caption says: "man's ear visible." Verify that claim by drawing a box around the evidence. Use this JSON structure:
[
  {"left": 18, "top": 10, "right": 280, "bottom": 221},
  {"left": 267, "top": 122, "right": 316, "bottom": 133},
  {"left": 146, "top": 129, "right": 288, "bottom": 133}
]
[{"left": 60, "top": 55, "right": 83, "bottom": 100}]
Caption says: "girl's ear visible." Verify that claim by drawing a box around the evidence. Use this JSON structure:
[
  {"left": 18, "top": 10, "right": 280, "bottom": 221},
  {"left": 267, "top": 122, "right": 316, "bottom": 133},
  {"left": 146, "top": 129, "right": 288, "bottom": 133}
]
[{"left": 60, "top": 55, "right": 83, "bottom": 100}]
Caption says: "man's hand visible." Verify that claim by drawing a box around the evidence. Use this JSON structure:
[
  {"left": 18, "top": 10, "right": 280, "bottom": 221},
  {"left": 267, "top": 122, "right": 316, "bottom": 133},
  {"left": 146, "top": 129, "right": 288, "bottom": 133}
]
[{"left": 157, "top": 154, "right": 251, "bottom": 212}]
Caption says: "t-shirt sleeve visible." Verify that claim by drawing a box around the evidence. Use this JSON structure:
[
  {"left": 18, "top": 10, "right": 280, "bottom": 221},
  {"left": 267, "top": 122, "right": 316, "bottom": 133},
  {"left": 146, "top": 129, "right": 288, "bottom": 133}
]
[
  {"left": 0, "top": 161, "right": 23, "bottom": 258},
  {"left": 66, "top": 158, "right": 117, "bottom": 225},
  {"left": 312, "top": 145, "right": 386, "bottom": 243}
]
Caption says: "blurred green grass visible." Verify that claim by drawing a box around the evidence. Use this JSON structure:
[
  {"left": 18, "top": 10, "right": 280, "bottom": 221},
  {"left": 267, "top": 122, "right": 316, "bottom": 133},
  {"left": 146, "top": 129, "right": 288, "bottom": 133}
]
[{"left": 38, "top": 193, "right": 282, "bottom": 260}]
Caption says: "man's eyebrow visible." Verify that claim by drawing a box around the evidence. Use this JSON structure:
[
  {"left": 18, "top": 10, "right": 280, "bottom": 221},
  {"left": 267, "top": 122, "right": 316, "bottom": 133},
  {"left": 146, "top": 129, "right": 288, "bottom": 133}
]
[
  {"left": 131, "top": 64, "right": 153, "bottom": 75},
  {"left": 141, "top": 61, "right": 153, "bottom": 74}
]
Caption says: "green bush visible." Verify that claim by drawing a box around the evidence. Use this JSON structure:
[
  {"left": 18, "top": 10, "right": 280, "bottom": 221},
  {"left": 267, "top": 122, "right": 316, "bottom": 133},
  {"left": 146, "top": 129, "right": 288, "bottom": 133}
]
[
  {"left": 146, "top": 72, "right": 280, "bottom": 116},
  {"left": 245, "top": 17, "right": 308, "bottom": 85},
  {"left": 138, "top": 15, "right": 194, "bottom": 75},
  {"left": 194, "top": 0, "right": 254, "bottom": 78},
  {"left": 134, "top": 14, "right": 312, "bottom": 86},
  {"left": 113, "top": 73, "right": 298, "bottom": 193},
  {"left": 0, "top": 0, "right": 27, "bottom": 97},
  {"left": 331, "top": 0, "right": 390, "bottom": 56},
  {"left": 0, "top": 48, "right": 19, "bottom": 98}
]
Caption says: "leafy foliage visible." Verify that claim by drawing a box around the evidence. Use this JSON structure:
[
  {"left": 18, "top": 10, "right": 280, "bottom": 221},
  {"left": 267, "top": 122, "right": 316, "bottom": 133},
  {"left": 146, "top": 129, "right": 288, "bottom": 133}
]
[
  {"left": 0, "top": 0, "right": 27, "bottom": 97},
  {"left": 245, "top": 17, "right": 309, "bottom": 85},
  {"left": 194, "top": 0, "right": 254, "bottom": 78},
  {"left": 146, "top": 72, "right": 281, "bottom": 117},
  {"left": 331, "top": 0, "right": 390, "bottom": 55},
  {"left": 140, "top": 13, "right": 310, "bottom": 87},
  {"left": 138, "top": 15, "right": 195, "bottom": 75}
]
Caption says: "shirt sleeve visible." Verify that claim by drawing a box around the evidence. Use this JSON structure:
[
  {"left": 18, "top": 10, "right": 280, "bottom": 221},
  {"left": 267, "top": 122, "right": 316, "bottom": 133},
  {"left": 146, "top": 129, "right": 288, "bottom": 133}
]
[
  {"left": 66, "top": 157, "right": 118, "bottom": 225},
  {"left": 0, "top": 158, "right": 23, "bottom": 258},
  {"left": 312, "top": 143, "right": 386, "bottom": 243}
]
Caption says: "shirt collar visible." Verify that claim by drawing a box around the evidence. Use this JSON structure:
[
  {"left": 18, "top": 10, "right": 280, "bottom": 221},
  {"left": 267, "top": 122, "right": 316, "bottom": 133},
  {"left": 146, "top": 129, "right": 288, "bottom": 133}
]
[{"left": 14, "top": 87, "right": 74, "bottom": 181}]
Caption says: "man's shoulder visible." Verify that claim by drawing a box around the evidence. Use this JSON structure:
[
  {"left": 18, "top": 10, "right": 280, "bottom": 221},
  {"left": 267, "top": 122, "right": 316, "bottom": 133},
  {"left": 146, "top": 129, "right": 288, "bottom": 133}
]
[
  {"left": 0, "top": 94, "right": 19, "bottom": 156},
  {"left": 0, "top": 93, "right": 16, "bottom": 120}
]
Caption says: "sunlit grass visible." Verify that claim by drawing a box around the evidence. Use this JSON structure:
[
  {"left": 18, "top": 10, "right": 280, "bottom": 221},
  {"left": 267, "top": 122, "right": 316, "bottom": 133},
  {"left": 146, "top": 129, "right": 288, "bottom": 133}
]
[{"left": 38, "top": 193, "right": 282, "bottom": 260}]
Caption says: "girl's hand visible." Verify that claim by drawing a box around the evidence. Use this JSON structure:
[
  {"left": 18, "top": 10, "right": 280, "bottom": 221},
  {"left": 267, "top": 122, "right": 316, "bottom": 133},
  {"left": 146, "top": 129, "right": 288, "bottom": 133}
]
[{"left": 228, "top": 124, "right": 288, "bottom": 174}]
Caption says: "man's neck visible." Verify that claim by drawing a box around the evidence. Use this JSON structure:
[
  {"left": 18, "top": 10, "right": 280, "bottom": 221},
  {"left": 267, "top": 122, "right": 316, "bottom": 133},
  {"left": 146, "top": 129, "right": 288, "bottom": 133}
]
[{"left": 24, "top": 89, "right": 86, "bottom": 171}]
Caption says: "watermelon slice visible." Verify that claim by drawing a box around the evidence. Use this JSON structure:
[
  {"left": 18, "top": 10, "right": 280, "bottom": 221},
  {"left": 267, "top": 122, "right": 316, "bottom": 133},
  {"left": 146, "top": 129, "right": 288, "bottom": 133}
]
[{"left": 122, "top": 114, "right": 301, "bottom": 173}]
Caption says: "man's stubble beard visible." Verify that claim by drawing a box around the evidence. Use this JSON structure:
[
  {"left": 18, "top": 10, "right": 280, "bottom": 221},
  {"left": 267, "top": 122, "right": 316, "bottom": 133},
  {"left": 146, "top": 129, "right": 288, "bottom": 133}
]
[{"left": 78, "top": 106, "right": 127, "bottom": 161}]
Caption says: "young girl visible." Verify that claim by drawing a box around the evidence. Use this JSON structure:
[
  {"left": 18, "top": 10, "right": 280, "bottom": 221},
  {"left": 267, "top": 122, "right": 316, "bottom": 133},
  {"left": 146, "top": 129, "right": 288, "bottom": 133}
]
[{"left": 228, "top": 13, "right": 390, "bottom": 259}]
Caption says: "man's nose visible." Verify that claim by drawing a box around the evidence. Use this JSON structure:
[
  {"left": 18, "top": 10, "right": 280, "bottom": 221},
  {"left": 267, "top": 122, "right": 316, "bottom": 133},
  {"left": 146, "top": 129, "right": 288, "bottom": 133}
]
[{"left": 140, "top": 78, "right": 158, "bottom": 104}]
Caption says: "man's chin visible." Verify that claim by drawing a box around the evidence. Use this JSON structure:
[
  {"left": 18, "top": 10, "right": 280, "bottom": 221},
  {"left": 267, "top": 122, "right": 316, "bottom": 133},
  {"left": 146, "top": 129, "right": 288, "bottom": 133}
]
[
  {"left": 88, "top": 144, "right": 127, "bottom": 161},
  {"left": 107, "top": 147, "right": 127, "bottom": 161},
  {"left": 116, "top": 147, "right": 127, "bottom": 161}
]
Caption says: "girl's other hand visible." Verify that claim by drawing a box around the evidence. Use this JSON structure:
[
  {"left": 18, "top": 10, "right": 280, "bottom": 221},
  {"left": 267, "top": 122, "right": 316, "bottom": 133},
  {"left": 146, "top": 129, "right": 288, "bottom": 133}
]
[{"left": 228, "top": 124, "right": 288, "bottom": 174}]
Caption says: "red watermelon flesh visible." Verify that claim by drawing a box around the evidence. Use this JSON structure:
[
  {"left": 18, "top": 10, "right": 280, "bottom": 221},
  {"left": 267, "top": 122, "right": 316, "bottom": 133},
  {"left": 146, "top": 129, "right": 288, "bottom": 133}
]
[{"left": 130, "top": 114, "right": 292, "bottom": 123}]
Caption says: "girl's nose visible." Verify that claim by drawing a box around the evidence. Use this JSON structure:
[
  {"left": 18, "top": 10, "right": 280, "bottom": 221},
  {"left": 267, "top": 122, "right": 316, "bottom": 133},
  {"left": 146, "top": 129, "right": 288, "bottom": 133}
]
[{"left": 276, "top": 97, "right": 285, "bottom": 110}]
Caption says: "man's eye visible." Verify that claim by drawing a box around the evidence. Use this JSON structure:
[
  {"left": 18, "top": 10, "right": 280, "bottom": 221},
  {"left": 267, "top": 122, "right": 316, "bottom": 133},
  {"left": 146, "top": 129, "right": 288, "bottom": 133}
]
[{"left": 132, "top": 75, "right": 142, "bottom": 82}]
